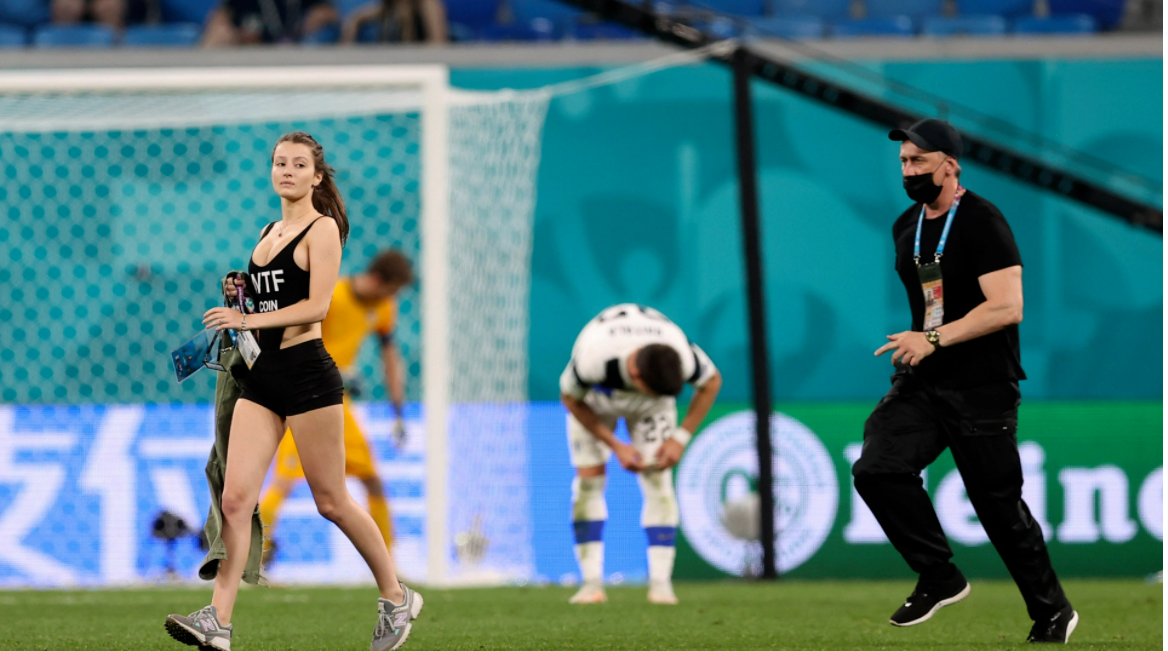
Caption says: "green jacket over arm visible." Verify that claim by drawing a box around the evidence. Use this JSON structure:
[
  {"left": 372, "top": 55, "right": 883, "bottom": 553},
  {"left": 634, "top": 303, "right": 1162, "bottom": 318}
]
[{"left": 198, "top": 340, "right": 269, "bottom": 586}]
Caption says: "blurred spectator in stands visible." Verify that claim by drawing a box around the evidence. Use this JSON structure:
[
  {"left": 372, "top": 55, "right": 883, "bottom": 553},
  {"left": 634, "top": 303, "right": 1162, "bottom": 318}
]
[
  {"left": 203, "top": 0, "right": 338, "bottom": 45},
  {"left": 52, "top": 0, "right": 159, "bottom": 29},
  {"left": 341, "top": 0, "right": 448, "bottom": 43},
  {"left": 1120, "top": 0, "right": 1163, "bottom": 31}
]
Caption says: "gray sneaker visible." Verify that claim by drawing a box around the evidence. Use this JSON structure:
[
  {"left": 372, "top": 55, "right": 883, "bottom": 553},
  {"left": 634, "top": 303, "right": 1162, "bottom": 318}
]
[
  {"left": 165, "top": 605, "right": 233, "bottom": 651},
  {"left": 371, "top": 583, "right": 425, "bottom": 651}
]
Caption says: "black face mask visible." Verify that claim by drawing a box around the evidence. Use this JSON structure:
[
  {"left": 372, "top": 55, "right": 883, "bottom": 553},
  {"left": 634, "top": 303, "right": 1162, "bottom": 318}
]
[{"left": 902, "top": 158, "right": 948, "bottom": 204}]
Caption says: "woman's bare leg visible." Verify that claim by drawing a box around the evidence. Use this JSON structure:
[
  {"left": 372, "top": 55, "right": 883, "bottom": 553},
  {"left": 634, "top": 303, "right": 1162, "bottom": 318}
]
[
  {"left": 211, "top": 399, "right": 285, "bottom": 624},
  {"left": 289, "top": 405, "right": 404, "bottom": 602}
]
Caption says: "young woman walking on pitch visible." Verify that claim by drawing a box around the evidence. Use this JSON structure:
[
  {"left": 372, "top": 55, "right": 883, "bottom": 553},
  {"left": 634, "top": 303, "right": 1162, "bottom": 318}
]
[{"left": 165, "top": 132, "right": 422, "bottom": 651}]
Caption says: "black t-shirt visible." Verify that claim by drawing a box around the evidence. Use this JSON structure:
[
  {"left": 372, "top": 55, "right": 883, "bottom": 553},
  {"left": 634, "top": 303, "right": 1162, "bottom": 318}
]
[
  {"left": 892, "top": 189, "right": 1025, "bottom": 388},
  {"left": 225, "top": 0, "right": 326, "bottom": 42}
]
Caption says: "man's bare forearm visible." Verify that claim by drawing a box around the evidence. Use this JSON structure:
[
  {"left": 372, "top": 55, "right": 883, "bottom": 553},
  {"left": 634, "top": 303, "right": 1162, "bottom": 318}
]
[
  {"left": 936, "top": 300, "right": 1020, "bottom": 346},
  {"left": 382, "top": 343, "right": 405, "bottom": 411},
  {"left": 561, "top": 394, "right": 620, "bottom": 449},
  {"left": 936, "top": 266, "right": 1023, "bottom": 347},
  {"left": 680, "top": 373, "right": 722, "bottom": 434}
]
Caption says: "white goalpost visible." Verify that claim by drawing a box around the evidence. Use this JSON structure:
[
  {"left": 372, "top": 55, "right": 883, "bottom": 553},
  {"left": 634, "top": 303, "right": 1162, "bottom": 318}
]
[
  {"left": 0, "top": 64, "right": 547, "bottom": 586},
  {"left": 0, "top": 49, "right": 723, "bottom": 587}
]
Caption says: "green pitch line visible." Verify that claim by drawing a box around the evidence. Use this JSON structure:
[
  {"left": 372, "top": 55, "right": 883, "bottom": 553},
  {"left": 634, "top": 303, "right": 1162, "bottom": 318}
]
[{"left": 0, "top": 580, "right": 1160, "bottom": 650}]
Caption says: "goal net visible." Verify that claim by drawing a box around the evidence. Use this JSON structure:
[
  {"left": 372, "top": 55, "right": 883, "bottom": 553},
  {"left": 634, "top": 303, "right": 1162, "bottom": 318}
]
[{"left": 0, "top": 51, "right": 721, "bottom": 587}]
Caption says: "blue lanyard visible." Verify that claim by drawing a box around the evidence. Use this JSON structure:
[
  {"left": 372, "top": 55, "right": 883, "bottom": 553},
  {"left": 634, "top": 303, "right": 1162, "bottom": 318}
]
[{"left": 914, "top": 189, "right": 964, "bottom": 266}]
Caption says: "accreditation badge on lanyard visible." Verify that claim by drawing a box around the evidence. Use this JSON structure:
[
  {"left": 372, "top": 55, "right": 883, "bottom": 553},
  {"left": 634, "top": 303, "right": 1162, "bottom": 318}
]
[
  {"left": 233, "top": 287, "right": 261, "bottom": 369},
  {"left": 914, "top": 188, "right": 963, "bottom": 331},
  {"left": 224, "top": 271, "right": 261, "bottom": 369}
]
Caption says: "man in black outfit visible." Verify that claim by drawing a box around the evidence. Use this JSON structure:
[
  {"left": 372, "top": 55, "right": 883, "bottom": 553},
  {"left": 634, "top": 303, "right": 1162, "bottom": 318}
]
[{"left": 853, "top": 119, "right": 1077, "bottom": 643}]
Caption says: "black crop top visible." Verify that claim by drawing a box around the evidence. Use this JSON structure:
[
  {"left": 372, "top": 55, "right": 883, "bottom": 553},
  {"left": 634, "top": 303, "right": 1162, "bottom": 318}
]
[{"left": 248, "top": 217, "right": 326, "bottom": 351}]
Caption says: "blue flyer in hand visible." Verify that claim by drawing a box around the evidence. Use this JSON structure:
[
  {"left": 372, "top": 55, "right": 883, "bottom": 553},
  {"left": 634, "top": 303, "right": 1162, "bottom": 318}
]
[{"left": 171, "top": 328, "right": 215, "bottom": 383}]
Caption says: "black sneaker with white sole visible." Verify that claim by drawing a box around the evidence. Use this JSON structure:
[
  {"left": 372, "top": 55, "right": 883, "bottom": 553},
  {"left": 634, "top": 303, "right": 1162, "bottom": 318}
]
[
  {"left": 1027, "top": 605, "right": 1079, "bottom": 644},
  {"left": 889, "top": 571, "right": 971, "bottom": 627}
]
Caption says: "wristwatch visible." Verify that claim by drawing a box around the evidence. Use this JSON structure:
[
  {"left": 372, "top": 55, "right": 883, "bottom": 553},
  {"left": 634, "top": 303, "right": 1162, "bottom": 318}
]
[{"left": 925, "top": 330, "right": 942, "bottom": 349}]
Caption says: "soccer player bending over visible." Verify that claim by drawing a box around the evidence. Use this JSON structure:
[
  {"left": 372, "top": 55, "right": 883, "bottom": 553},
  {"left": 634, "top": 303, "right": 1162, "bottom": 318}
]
[{"left": 560, "top": 304, "right": 721, "bottom": 605}]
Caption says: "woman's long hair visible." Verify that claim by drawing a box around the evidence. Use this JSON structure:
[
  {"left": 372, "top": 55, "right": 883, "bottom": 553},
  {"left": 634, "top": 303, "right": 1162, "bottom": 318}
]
[{"left": 273, "top": 131, "right": 349, "bottom": 247}]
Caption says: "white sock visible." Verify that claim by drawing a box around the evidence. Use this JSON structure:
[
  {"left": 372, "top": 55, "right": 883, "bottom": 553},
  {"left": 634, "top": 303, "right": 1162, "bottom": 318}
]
[
  {"left": 572, "top": 476, "right": 607, "bottom": 586},
  {"left": 648, "top": 545, "right": 676, "bottom": 586},
  {"left": 639, "top": 469, "right": 679, "bottom": 587},
  {"left": 575, "top": 541, "right": 604, "bottom": 587}
]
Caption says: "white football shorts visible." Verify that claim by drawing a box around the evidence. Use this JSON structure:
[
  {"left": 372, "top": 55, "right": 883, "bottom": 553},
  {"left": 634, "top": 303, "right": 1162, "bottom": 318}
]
[{"left": 567, "top": 389, "right": 679, "bottom": 469}]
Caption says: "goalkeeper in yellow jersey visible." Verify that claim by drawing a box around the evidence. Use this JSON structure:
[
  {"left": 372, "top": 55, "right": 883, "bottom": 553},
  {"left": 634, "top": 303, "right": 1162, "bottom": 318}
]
[{"left": 259, "top": 250, "right": 414, "bottom": 564}]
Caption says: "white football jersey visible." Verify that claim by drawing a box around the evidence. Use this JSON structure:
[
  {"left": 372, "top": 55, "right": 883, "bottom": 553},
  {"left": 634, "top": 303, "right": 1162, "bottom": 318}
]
[{"left": 559, "top": 304, "right": 717, "bottom": 400}]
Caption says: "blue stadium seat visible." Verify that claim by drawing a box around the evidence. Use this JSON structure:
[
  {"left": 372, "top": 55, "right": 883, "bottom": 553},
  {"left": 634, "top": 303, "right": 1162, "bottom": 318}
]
[
  {"left": 448, "top": 22, "right": 477, "bottom": 41},
  {"left": 122, "top": 24, "right": 201, "bottom": 47},
  {"left": 699, "top": 0, "right": 767, "bottom": 17},
  {"left": 303, "top": 24, "right": 341, "bottom": 44},
  {"left": 355, "top": 20, "right": 381, "bottom": 42},
  {"left": 446, "top": 0, "right": 499, "bottom": 27},
  {"left": 1048, "top": 0, "right": 1124, "bottom": 29},
  {"left": 33, "top": 25, "right": 115, "bottom": 48},
  {"left": 478, "top": 20, "right": 557, "bottom": 41},
  {"left": 333, "top": 0, "right": 371, "bottom": 18},
  {"left": 746, "top": 16, "right": 826, "bottom": 39},
  {"left": 922, "top": 15, "right": 1007, "bottom": 35},
  {"left": 772, "top": 0, "right": 851, "bottom": 19},
  {"left": 0, "top": 0, "right": 50, "bottom": 27},
  {"left": 569, "top": 22, "right": 645, "bottom": 40},
  {"left": 159, "top": 0, "right": 219, "bottom": 24},
  {"left": 511, "top": 0, "right": 584, "bottom": 24},
  {"left": 867, "top": 0, "right": 944, "bottom": 19},
  {"left": 1013, "top": 14, "right": 1097, "bottom": 33},
  {"left": 0, "top": 23, "right": 27, "bottom": 47},
  {"left": 957, "top": 0, "right": 1035, "bottom": 17},
  {"left": 832, "top": 16, "right": 915, "bottom": 36}
]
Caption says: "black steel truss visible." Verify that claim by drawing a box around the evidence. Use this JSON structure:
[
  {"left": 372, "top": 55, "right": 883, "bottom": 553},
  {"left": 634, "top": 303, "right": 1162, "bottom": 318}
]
[{"left": 557, "top": 0, "right": 1163, "bottom": 233}]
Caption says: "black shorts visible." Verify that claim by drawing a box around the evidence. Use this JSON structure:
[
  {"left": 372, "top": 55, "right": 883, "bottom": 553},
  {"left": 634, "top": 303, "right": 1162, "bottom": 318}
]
[{"left": 239, "top": 339, "right": 344, "bottom": 419}]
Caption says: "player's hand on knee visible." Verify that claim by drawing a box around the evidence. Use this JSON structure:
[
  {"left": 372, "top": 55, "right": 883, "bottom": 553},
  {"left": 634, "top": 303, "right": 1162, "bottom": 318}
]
[
  {"left": 654, "top": 439, "right": 685, "bottom": 470},
  {"left": 614, "top": 442, "right": 645, "bottom": 472}
]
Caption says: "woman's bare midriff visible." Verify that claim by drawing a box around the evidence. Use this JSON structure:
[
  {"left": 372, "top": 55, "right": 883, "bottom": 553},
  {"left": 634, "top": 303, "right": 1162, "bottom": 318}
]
[{"left": 279, "top": 315, "right": 321, "bottom": 349}]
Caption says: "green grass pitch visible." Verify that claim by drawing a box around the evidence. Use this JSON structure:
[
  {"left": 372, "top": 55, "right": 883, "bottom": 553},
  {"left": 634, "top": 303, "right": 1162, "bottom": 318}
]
[{"left": 0, "top": 580, "right": 1160, "bottom": 650}]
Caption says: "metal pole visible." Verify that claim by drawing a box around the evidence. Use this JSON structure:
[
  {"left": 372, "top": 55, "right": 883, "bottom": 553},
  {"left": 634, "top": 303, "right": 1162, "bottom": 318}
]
[{"left": 732, "top": 46, "right": 777, "bottom": 580}]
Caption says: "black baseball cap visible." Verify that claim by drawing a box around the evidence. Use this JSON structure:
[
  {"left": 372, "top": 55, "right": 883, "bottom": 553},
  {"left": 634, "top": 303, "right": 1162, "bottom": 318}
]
[{"left": 888, "top": 119, "right": 963, "bottom": 159}]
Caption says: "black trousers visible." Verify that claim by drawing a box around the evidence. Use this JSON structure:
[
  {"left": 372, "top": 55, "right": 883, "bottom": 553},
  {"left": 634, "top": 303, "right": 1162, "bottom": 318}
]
[{"left": 852, "top": 369, "right": 1070, "bottom": 621}]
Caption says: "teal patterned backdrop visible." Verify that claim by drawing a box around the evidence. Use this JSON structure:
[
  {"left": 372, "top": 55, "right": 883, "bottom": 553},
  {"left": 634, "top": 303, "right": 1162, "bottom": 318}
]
[
  {"left": 453, "top": 57, "right": 1163, "bottom": 402},
  {"left": 0, "top": 115, "right": 422, "bottom": 404},
  {"left": 0, "top": 58, "right": 1161, "bottom": 406}
]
